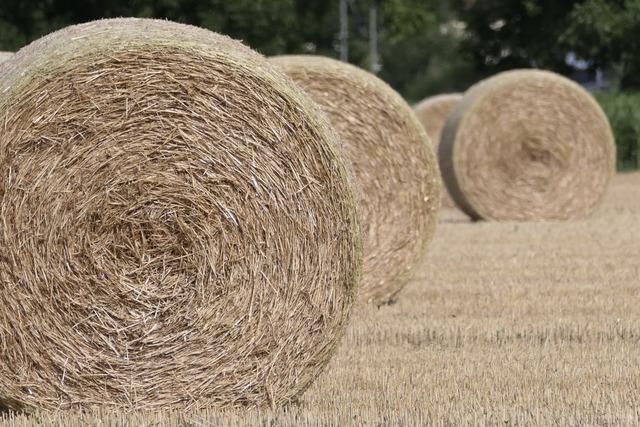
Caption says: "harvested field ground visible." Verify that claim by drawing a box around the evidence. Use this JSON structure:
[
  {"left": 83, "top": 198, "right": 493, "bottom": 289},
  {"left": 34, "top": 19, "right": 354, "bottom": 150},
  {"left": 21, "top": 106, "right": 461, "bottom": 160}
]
[{"left": 3, "top": 172, "right": 640, "bottom": 426}]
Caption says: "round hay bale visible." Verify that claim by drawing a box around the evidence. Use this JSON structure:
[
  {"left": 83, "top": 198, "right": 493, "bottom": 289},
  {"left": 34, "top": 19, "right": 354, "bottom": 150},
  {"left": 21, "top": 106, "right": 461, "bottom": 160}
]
[
  {"left": 440, "top": 69, "right": 616, "bottom": 221},
  {"left": 414, "top": 93, "right": 463, "bottom": 209},
  {"left": 0, "top": 19, "right": 361, "bottom": 411},
  {"left": 271, "top": 55, "right": 440, "bottom": 305}
]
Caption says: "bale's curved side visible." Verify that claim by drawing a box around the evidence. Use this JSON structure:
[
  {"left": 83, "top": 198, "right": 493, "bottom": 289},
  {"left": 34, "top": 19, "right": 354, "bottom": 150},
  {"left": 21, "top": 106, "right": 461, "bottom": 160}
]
[
  {"left": 414, "top": 93, "right": 462, "bottom": 209},
  {"left": 0, "top": 18, "right": 360, "bottom": 411},
  {"left": 0, "top": 52, "right": 13, "bottom": 76},
  {"left": 440, "top": 69, "right": 616, "bottom": 221},
  {"left": 271, "top": 55, "right": 440, "bottom": 305}
]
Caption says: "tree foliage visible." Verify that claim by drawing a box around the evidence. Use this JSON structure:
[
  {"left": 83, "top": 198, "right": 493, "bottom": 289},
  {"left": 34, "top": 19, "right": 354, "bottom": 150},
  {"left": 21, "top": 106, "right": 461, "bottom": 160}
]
[
  {"left": 563, "top": 0, "right": 640, "bottom": 89},
  {"left": 455, "top": 0, "right": 582, "bottom": 76}
]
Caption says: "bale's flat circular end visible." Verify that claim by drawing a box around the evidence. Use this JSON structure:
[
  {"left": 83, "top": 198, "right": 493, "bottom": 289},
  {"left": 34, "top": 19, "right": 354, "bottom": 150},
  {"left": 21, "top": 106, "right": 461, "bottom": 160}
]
[
  {"left": 414, "top": 93, "right": 463, "bottom": 209},
  {"left": 271, "top": 55, "right": 440, "bottom": 305},
  {"left": 0, "top": 19, "right": 360, "bottom": 411},
  {"left": 440, "top": 69, "right": 616, "bottom": 221}
]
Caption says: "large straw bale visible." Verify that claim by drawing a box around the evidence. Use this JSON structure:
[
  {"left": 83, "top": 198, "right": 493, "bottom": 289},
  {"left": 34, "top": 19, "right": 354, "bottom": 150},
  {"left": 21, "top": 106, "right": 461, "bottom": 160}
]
[
  {"left": 0, "top": 19, "right": 360, "bottom": 411},
  {"left": 440, "top": 69, "right": 615, "bottom": 221},
  {"left": 414, "top": 93, "right": 463, "bottom": 209},
  {"left": 271, "top": 55, "right": 440, "bottom": 305}
]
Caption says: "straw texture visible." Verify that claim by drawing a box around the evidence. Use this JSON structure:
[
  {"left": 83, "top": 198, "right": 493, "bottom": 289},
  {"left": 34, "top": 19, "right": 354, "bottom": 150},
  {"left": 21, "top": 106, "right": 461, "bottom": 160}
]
[
  {"left": 440, "top": 69, "right": 615, "bottom": 221},
  {"left": 0, "top": 52, "right": 12, "bottom": 63},
  {"left": 0, "top": 19, "right": 361, "bottom": 411},
  {"left": 414, "top": 93, "right": 462, "bottom": 209},
  {"left": 271, "top": 55, "right": 440, "bottom": 305}
]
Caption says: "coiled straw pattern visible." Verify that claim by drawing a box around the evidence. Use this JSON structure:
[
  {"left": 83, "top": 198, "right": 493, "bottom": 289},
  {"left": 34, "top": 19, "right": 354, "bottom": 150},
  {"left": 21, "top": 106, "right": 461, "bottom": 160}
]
[
  {"left": 271, "top": 55, "right": 440, "bottom": 305},
  {"left": 0, "top": 19, "right": 360, "bottom": 411}
]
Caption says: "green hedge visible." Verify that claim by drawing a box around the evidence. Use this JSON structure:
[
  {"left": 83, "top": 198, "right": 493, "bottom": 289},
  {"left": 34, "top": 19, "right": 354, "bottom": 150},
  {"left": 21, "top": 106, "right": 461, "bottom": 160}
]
[{"left": 594, "top": 91, "right": 640, "bottom": 171}]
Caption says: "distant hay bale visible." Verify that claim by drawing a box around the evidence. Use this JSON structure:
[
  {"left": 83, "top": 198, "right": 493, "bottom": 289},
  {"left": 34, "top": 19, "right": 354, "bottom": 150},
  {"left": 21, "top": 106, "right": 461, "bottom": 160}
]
[
  {"left": 0, "top": 19, "right": 360, "bottom": 411},
  {"left": 440, "top": 69, "right": 616, "bottom": 221},
  {"left": 271, "top": 55, "right": 440, "bottom": 305},
  {"left": 414, "top": 93, "right": 463, "bottom": 209}
]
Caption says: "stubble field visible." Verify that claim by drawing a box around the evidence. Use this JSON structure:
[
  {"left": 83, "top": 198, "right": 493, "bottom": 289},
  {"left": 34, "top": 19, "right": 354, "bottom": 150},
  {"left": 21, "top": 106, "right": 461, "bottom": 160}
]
[{"left": 3, "top": 173, "right": 640, "bottom": 426}]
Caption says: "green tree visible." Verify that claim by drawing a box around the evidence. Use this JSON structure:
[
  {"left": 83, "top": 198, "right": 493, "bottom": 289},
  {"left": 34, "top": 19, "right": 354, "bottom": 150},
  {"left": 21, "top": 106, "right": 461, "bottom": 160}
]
[
  {"left": 378, "top": 0, "right": 476, "bottom": 101},
  {"left": 563, "top": 0, "right": 640, "bottom": 89},
  {"left": 456, "top": 0, "right": 582, "bottom": 76}
]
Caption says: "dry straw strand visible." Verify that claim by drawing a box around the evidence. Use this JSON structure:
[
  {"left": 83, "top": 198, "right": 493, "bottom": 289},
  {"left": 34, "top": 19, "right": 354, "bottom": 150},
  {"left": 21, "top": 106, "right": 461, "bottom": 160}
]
[
  {"left": 439, "top": 69, "right": 616, "bottom": 221},
  {"left": 271, "top": 55, "right": 440, "bottom": 305},
  {"left": 0, "top": 18, "right": 361, "bottom": 412},
  {"left": 414, "top": 93, "right": 463, "bottom": 209}
]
